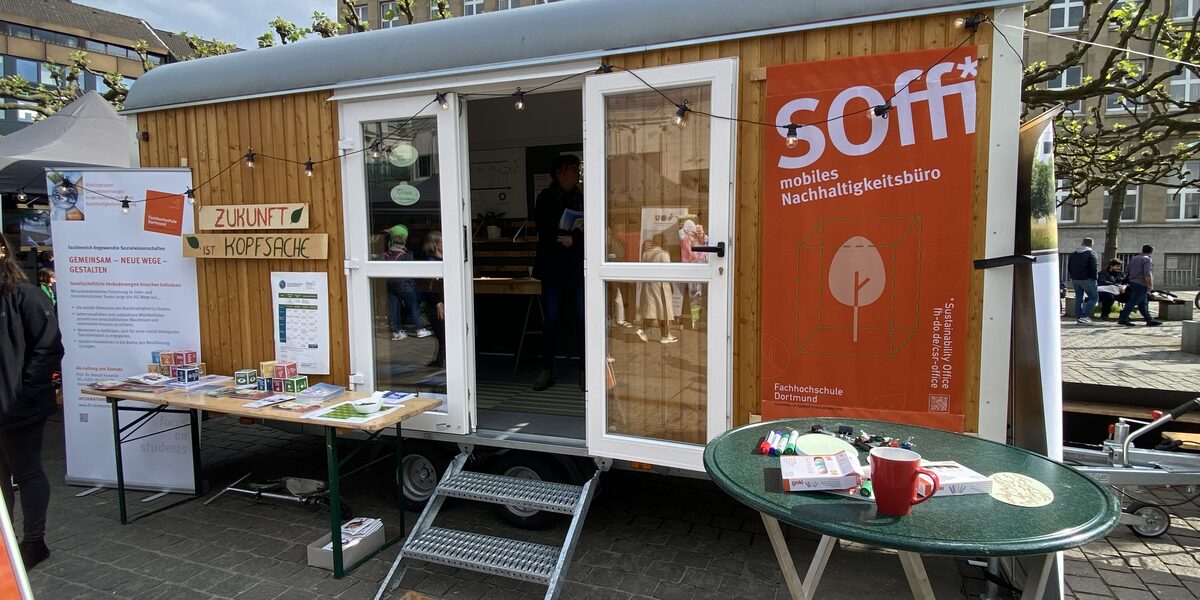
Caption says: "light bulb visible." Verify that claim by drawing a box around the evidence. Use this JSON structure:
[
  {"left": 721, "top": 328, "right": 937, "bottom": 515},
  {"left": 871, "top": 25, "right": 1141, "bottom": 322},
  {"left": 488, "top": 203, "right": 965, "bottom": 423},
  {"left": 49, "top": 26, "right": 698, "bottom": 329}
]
[
  {"left": 436, "top": 93, "right": 449, "bottom": 111},
  {"left": 245, "top": 148, "right": 255, "bottom": 168},
  {"left": 869, "top": 103, "right": 892, "bottom": 120},
  {"left": 121, "top": 198, "right": 131, "bottom": 214},
  {"left": 17, "top": 190, "right": 26, "bottom": 202},
  {"left": 672, "top": 104, "right": 688, "bottom": 128},
  {"left": 185, "top": 187, "right": 195, "bottom": 204},
  {"left": 514, "top": 89, "right": 525, "bottom": 111},
  {"left": 305, "top": 160, "right": 314, "bottom": 177},
  {"left": 785, "top": 124, "right": 799, "bottom": 149}
]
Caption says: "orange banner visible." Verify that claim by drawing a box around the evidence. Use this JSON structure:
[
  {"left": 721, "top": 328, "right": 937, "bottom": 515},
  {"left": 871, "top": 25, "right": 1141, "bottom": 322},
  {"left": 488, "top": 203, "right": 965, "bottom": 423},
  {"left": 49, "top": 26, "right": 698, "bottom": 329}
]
[{"left": 760, "top": 47, "right": 979, "bottom": 431}]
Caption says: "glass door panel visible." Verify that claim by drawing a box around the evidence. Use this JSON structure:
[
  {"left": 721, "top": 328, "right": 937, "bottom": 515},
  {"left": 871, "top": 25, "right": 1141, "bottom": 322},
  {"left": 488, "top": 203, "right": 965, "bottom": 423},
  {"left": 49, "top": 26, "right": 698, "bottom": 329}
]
[
  {"left": 342, "top": 94, "right": 471, "bottom": 435},
  {"left": 585, "top": 59, "right": 736, "bottom": 470}
]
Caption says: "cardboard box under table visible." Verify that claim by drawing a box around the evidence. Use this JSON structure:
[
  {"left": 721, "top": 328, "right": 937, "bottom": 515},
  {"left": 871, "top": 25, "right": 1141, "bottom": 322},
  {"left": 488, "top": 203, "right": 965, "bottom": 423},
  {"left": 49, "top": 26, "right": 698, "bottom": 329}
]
[{"left": 81, "top": 385, "right": 441, "bottom": 579}]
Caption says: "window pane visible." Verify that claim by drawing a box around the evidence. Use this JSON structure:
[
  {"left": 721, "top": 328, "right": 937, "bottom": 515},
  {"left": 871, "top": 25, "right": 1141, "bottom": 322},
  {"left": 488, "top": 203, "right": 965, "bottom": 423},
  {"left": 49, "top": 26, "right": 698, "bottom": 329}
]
[
  {"left": 85, "top": 39, "right": 105, "bottom": 52},
  {"left": 605, "top": 280, "right": 707, "bottom": 444},
  {"left": 13, "top": 58, "right": 37, "bottom": 82},
  {"left": 9, "top": 24, "right": 31, "bottom": 39},
  {"left": 31, "top": 28, "right": 54, "bottom": 43},
  {"left": 369, "top": 278, "right": 448, "bottom": 398},
  {"left": 363, "top": 117, "right": 442, "bottom": 261},
  {"left": 1068, "top": 6, "right": 1083, "bottom": 27},
  {"left": 1168, "top": 193, "right": 1182, "bottom": 218},
  {"left": 1174, "top": 0, "right": 1194, "bottom": 19},
  {"left": 39, "top": 63, "right": 52, "bottom": 86},
  {"left": 605, "top": 85, "right": 711, "bottom": 262},
  {"left": 1187, "top": 193, "right": 1200, "bottom": 219}
]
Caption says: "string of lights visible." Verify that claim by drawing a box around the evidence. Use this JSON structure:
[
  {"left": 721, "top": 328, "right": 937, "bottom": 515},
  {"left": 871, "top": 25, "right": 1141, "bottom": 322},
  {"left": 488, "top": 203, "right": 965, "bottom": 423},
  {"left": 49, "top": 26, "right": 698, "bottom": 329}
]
[{"left": 34, "top": 17, "right": 988, "bottom": 214}]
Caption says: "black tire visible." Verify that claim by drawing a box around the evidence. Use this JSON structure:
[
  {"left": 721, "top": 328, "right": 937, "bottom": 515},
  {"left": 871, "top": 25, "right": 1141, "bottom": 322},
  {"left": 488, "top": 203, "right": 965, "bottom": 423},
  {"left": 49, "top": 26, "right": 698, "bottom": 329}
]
[
  {"left": 396, "top": 441, "right": 451, "bottom": 512},
  {"left": 489, "top": 452, "right": 569, "bottom": 530},
  {"left": 1126, "top": 502, "right": 1171, "bottom": 538}
]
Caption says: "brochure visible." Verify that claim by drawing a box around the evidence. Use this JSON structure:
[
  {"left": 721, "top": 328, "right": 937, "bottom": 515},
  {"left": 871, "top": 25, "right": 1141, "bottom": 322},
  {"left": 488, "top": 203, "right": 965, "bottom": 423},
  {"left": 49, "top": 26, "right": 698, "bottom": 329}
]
[
  {"left": 298, "top": 383, "right": 346, "bottom": 401},
  {"left": 557, "top": 208, "right": 583, "bottom": 231},
  {"left": 373, "top": 390, "right": 416, "bottom": 406},
  {"left": 273, "top": 399, "right": 324, "bottom": 413},
  {"left": 302, "top": 400, "right": 398, "bottom": 424},
  {"left": 127, "top": 372, "right": 173, "bottom": 386},
  {"left": 917, "top": 461, "right": 992, "bottom": 497},
  {"left": 243, "top": 395, "right": 295, "bottom": 409},
  {"left": 322, "top": 517, "right": 382, "bottom": 550}
]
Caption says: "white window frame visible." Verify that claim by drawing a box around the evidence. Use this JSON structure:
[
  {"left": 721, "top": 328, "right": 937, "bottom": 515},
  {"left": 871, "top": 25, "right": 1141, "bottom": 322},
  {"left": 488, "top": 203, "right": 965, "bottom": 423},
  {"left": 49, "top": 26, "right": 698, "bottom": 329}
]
[
  {"left": 497, "top": 0, "right": 518, "bottom": 9},
  {"left": 1056, "top": 179, "right": 1076, "bottom": 223},
  {"left": 339, "top": 93, "right": 474, "bottom": 435},
  {"left": 1048, "top": 65, "right": 1083, "bottom": 112},
  {"left": 379, "top": 1, "right": 402, "bottom": 28},
  {"left": 1173, "top": 0, "right": 1198, "bottom": 21},
  {"left": 1106, "top": 59, "right": 1145, "bottom": 113},
  {"left": 1050, "top": 0, "right": 1085, "bottom": 30},
  {"left": 1168, "top": 161, "right": 1200, "bottom": 221},
  {"left": 463, "top": 0, "right": 484, "bottom": 15},
  {"left": 1102, "top": 185, "right": 1139, "bottom": 223},
  {"left": 1170, "top": 69, "right": 1200, "bottom": 103},
  {"left": 352, "top": 3, "right": 369, "bottom": 27}
]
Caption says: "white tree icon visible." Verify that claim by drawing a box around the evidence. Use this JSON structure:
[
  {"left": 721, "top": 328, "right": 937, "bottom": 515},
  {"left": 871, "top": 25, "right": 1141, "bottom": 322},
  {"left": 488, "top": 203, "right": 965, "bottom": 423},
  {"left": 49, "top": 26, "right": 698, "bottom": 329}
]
[{"left": 828, "top": 236, "right": 886, "bottom": 342}]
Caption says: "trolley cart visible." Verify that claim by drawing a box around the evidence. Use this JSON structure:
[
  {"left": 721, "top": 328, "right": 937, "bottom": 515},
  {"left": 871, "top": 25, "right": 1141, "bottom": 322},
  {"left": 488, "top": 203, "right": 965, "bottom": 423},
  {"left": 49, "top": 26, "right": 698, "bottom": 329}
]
[{"left": 1064, "top": 397, "right": 1200, "bottom": 538}]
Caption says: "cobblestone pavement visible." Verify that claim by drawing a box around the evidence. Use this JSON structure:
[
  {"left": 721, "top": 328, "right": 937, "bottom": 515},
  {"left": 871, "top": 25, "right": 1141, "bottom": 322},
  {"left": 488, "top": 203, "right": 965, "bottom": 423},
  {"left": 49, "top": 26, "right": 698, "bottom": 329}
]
[{"left": 1060, "top": 291, "right": 1200, "bottom": 393}]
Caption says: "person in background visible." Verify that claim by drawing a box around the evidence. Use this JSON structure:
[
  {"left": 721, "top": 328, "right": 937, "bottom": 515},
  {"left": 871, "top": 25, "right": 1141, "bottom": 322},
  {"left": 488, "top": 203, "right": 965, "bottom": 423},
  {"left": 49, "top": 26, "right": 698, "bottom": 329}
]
[
  {"left": 1119, "top": 244, "right": 1162, "bottom": 326},
  {"left": 531, "top": 154, "right": 584, "bottom": 391},
  {"left": 1067, "top": 237, "right": 1100, "bottom": 325},
  {"left": 606, "top": 227, "right": 631, "bottom": 329},
  {"left": 678, "top": 219, "right": 708, "bottom": 328},
  {"left": 383, "top": 225, "right": 432, "bottom": 340},
  {"left": 37, "top": 269, "right": 55, "bottom": 306},
  {"left": 0, "top": 234, "right": 63, "bottom": 570},
  {"left": 422, "top": 231, "right": 446, "bottom": 368},
  {"left": 636, "top": 234, "right": 678, "bottom": 344},
  {"left": 1096, "top": 260, "right": 1126, "bottom": 321}
]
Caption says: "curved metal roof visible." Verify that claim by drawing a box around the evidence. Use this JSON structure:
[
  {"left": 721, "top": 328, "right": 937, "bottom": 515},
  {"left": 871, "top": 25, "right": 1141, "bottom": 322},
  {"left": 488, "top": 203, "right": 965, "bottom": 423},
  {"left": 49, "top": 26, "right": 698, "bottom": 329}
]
[{"left": 124, "top": 0, "right": 1018, "bottom": 113}]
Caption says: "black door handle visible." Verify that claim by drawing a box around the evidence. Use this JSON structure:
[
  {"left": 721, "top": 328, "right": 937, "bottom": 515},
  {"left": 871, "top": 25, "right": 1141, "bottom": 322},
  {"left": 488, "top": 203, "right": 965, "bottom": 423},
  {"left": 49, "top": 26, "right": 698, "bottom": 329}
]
[{"left": 691, "top": 242, "right": 725, "bottom": 258}]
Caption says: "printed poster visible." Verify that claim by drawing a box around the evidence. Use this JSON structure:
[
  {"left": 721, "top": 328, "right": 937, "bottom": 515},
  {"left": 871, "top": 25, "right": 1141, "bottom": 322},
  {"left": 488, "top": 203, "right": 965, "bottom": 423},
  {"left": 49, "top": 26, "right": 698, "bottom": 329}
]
[
  {"left": 50, "top": 168, "right": 200, "bottom": 492},
  {"left": 760, "top": 47, "right": 979, "bottom": 430},
  {"left": 271, "top": 272, "right": 331, "bottom": 375}
]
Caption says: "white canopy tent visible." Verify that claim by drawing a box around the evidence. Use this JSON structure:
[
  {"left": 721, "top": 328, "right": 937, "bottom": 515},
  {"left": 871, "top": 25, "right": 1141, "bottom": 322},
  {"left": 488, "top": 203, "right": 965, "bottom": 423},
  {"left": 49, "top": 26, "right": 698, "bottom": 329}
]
[{"left": 0, "top": 91, "right": 131, "bottom": 194}]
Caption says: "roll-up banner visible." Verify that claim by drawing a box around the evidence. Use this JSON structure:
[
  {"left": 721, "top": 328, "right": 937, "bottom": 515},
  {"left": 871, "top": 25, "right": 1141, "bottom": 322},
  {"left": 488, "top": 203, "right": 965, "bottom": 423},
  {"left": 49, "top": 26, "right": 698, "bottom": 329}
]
[
  {"left": 760, "top": 47, "right": 979, "bottom": 430},
  {"left": 50, "top": 168, "right": 200, "bottom": 493}
]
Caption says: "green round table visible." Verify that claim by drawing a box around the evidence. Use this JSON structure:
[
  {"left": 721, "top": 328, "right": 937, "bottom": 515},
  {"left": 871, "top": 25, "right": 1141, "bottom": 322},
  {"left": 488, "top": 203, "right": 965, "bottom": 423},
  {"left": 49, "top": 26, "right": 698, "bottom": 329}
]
[{"left": 703, "top": 418, "right": 1120, "bottom": 600}]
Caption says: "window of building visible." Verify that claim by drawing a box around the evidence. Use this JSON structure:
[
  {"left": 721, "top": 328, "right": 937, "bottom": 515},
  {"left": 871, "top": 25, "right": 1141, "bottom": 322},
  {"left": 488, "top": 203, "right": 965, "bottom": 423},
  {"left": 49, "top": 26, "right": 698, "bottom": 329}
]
[
  {"left": 146, "top": 54, "right": 162, "bottom": 66},
  {"left": 1170, "top": 69, "right": 1200, "bottom": 103},
  {"left": 498, "top": 0, "right": 518, "bottom": 8},
  {"left": 1056, "top": 179, "right": 1076, "bottom": 222},
  {"left": 1102, "top": 186, "right": 1139, "bottom": 222},
  {"left": 1106, "top": 59, "right": 1145, "bottom": 112},
  {"left": 353, "top": 4, "right": 369, "bottom": 27},
  {"left": 1163, "top": 254, "right": 1200, "bottom": 289},
  {"left": 464, "top": 0, "right": 485, "bottom": 15},
  {"left": 1173, "top": 0, "right": 1198, "bottom": 20},
  {"left": 15, "top": 103, "right": 37, "bottom": 122},
  {"left": 380, "top": 2, "right": 402, "bottom": 28},
  {"left": 5, "top": 23, "right": 30, "bottom": 39},
  {"left": 1050, "top": 0, "right": 1084, "bottom": 30},
  {"left": 1169, "top": 161, "right": 1200, "bottom": 220},
  {"left": 39, "top": 63, "right": 53, "bottom": 86},
  {"left": 1048, "top": 65, "right": 1083, "bottom": 112},
  {"left": 13, "top": 58, "right": 38, "bottom": 83}
]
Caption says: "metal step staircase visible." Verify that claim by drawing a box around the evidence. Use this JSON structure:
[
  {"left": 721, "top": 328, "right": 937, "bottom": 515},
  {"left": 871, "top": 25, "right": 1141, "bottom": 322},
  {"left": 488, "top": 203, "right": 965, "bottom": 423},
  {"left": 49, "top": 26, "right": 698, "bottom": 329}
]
[{"left": 375, "top": 452, "right": 600, "bottom": 600}]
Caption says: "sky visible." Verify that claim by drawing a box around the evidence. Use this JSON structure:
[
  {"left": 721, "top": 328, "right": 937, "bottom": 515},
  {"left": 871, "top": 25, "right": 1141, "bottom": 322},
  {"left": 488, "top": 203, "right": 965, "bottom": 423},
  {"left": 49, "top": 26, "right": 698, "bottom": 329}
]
[{"left": 76, "top": 0, "right": 333, "bottom": 50}]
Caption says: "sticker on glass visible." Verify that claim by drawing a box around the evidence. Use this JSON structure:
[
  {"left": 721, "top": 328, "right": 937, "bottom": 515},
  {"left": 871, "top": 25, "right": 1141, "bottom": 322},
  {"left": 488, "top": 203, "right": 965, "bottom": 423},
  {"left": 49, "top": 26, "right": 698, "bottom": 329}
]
[
  {"left": 388, "top": 144, "right": 419, "bottom": 167},
  {"left": 390, "top": 183, "right": 420, "bottom": 206}
]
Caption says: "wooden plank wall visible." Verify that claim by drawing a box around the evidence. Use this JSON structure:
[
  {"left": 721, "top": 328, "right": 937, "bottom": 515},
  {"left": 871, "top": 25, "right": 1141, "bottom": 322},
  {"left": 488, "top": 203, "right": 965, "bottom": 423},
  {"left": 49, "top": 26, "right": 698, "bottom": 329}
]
[
  {"left": 136, "top": 91, "right": 349, "bottom": 385},
  {"left": 607, "top": 11, "right": 995, "bottom": 432}
]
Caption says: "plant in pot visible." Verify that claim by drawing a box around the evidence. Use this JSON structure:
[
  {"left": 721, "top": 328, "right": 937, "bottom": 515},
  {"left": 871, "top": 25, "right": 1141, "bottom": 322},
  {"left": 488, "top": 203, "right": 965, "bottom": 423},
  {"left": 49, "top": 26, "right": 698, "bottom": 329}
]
[{"left": 477, "top": 211, "right": 505, "bottom": 240}]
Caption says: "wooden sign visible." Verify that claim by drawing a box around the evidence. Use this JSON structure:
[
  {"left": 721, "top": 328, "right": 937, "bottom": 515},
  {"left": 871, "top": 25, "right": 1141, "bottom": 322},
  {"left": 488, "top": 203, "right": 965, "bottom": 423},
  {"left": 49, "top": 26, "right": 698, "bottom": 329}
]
[
  {"left": 199, "top": 204, "right": 309, "bottom": 230},
  {"left": 182, "top": 233, "right": 328, "bottom": 260}
]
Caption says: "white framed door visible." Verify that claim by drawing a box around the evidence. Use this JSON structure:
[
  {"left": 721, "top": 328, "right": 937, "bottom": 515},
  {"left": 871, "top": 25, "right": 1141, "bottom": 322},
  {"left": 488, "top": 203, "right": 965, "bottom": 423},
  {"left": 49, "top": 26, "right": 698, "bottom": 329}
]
[
  {"left": 341, "top": 93, "right": 474, "bottom": 434},
  {"left": 584, "top": 59, "right": 737, "bottom": 470}
]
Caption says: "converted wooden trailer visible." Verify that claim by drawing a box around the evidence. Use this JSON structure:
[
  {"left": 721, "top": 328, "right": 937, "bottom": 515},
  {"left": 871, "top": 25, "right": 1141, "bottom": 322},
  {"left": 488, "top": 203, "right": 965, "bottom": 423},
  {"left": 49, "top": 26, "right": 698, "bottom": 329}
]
[{"left": 123, "top": 0, "right": 1026, "bottom": 500}]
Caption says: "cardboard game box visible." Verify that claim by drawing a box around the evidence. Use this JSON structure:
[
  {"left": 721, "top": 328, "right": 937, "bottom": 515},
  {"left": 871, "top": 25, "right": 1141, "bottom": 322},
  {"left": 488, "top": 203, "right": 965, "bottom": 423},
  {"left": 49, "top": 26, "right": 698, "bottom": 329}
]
[
  {"left": 259, "top": 361, "right": 277, "bottom": 378},
  {"left": 284, "top": 375, "right": 309, "bottom": 393},
  {"left": 273, "top": 361, "right": 298, "bottom": 380},
  {"left": 917, "top": 461, "right": 992, "bottom": 497},
  {"left": 780, "top": 451, "right": 864, "bottom": 492},
  {"left": 235, "top": 369, "right": 258, "bottom": 388}
]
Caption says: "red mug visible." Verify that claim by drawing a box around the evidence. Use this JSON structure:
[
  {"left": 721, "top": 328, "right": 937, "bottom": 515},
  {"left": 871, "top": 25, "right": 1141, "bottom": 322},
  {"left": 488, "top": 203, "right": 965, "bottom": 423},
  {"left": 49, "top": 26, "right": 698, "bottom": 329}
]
[{"left": 868, "top": 447, "right": 940, "bottom": 517}]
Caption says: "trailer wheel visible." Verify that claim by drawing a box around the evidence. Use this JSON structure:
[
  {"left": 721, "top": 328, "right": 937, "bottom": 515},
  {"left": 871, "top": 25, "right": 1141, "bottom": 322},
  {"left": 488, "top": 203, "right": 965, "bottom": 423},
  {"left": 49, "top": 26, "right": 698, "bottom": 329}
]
[
  {"left": 491, "top": 453, "right": 568, "bottom": 530},
  {"left": 1126, "top": 503, "right": 1171, "bottom": 538},
  {"left": 397, "top": 441, "right": 451, "bottom": 511}
]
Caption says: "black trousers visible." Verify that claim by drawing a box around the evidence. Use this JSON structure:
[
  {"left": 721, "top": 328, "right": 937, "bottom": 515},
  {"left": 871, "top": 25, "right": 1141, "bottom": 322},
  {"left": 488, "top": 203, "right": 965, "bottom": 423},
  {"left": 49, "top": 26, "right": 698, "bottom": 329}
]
[
  {"left": 540, "top": 279, "right": 585, "bottom": 370},
  {"left": 0, "top": 419, "right": 48, "bottom": 541}
]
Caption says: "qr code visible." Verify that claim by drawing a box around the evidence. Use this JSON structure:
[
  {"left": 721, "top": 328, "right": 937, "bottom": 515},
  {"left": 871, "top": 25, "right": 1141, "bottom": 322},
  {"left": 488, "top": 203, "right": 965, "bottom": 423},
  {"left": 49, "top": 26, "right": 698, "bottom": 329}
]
[
  {"left": 928, "top": 394, "right": 950, "bottom": 413},
  {"left": 79, "top": 413, "right": 89, "bottom": 423}
]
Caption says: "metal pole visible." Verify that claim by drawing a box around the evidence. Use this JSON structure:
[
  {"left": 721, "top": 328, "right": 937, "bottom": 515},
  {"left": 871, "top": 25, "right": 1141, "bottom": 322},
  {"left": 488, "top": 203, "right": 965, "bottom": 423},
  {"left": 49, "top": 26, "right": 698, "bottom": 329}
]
[
  {"left": 325, "top": 426, "right": 344, "bottom": 578},
  {"left": 110, "top": 399, "right": 128, "bottom": 525},
  {"left": 395, "top": 424, "right": 404, "bottom": 534},
  {"left": 189, "top": 409, "right": 202, "bottom": 496}
]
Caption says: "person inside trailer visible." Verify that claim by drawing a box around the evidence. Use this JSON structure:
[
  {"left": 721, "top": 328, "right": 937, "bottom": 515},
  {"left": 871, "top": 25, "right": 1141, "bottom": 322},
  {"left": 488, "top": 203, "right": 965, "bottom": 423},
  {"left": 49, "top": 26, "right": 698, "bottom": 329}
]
[{"left": 531, "top": 154, "right": 584, "bottom": 391}]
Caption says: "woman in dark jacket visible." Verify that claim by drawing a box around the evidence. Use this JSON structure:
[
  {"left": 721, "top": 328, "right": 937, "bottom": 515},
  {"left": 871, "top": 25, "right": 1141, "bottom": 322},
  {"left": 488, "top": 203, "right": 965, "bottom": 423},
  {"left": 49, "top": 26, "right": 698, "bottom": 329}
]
[
  {"left": 1096, "top": 259, "right": 1127, "bottom": 321},
  {"left": 0, "top": 234, "right": 63, "bottom": 569}
]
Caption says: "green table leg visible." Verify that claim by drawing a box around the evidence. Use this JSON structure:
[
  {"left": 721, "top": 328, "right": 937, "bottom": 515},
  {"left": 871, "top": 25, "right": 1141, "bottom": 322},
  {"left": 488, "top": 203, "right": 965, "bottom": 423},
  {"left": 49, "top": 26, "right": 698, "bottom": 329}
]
[
  {"left": 110, "top": 399, "right": 128, "bottom": 525},
  {"left": 189, "top": 409, "right": 202, "bottom": 496},
  {"left": 325, "top": 426, "right": 344, "bottom": 578}
]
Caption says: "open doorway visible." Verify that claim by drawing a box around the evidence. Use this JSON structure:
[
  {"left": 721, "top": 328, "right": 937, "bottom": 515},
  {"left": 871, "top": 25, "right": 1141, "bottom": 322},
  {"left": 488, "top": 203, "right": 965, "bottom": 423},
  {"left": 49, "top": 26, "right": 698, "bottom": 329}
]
[{"left": 466, "top": 89, "right": 585, "bottom": 439}]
